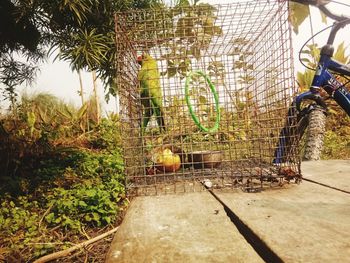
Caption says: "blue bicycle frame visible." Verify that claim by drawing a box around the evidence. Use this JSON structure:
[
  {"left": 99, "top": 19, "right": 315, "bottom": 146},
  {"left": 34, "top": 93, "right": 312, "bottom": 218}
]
[
  {"left": 274, "top": 2, "right": 350, "bottom": 164},
  {"left": 296, "top": 52, "right": 350, "bottom": 116}
]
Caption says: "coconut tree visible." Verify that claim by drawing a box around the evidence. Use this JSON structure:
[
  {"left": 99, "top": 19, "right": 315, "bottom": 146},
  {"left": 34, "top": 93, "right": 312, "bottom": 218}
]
[{"left": 0, "top": 0, "right": 162, "bottom": 102}]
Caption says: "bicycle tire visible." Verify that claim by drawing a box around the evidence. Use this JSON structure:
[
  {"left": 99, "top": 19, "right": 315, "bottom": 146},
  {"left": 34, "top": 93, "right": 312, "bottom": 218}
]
[{"left": 302, "top": 107, "right": 326, "bottom": 161}]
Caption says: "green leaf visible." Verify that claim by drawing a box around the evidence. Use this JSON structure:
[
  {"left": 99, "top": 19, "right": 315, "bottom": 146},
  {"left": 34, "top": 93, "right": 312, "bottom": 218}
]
[
  {"left": 27, "top": 112, "right": 36, "bottom": 128},
  {"left": 297, "top": 69, "right": 314, "bottom": 91},
  {"left": 289, "top": 2, "right": 310, "bottom": 34},
  {"left": 92, "top": 212, "right": 100, "bottom": 222},
  {"left": 85, "top": 189, "right": 97, "bottom": 197},
  {"left": 37, "top": 106, "right": 49, "bottom": 124},
  {"left": 198, "top": 95, "right": 207, "bottom": 104},
  {"left": 213, "top": 26, "right": 223, "bottom": 36},
  {"left": 45, "top": 213, "right": 56, "bottom": 223},
  {"left": 167, "top": 68, "right": 177, "bottom": 78},
  {"left": 176, "top": 0, "right": 190, "bottom": 7},
  {"left": 77, "top": 102, "right": 88, "bottom": 119},
  {"left": 104, "top": 216, "right": 111, "bottom": 224},
  {"left": 78, "top": 201, "right": 87, "bottom": 207},
  {"left": 320, "top": 10, "right": 327, "bottom": 24},
  {"left": 334, "top": 41, "right": 349, "bottom": 64}
]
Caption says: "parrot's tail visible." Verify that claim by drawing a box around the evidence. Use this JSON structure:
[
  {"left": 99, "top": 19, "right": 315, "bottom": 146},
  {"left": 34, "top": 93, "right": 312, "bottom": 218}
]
[
  {"left": 153, "top": 106, "right": 166, "bottom": 132},
  {"left": 157, "top": 108, "right": 166, "bottom": 132}
]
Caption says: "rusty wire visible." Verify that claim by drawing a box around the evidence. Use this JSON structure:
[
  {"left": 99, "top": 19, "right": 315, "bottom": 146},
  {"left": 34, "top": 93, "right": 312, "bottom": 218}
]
[{"left": 115, "top": 0, "right": 300, "bottom": 196}]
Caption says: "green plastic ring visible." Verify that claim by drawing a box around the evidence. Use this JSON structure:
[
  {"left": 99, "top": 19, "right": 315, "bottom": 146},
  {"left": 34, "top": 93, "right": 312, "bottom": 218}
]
[{"left": 185, "top": 71, "right": 221, "bottom": 132}]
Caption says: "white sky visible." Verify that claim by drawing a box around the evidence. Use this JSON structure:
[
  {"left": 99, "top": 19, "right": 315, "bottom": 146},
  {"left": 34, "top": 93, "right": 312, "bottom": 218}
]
[{"left": 1, "top": 0, "right": 349, "bottom": 114}]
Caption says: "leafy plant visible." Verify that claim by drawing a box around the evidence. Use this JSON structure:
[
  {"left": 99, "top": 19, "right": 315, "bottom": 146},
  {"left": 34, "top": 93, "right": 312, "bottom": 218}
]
[
  {"left": 88, "top": 114, "right": 122, "bottom": 150},
  {"left": 0, "top": 97, "right": 127, "bottom": 261}
]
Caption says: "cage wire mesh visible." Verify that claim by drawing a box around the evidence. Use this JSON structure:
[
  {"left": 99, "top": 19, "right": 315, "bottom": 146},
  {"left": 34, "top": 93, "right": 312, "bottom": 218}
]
[{"left": 115, "top": 0, "right": 300, "bottom": 196}]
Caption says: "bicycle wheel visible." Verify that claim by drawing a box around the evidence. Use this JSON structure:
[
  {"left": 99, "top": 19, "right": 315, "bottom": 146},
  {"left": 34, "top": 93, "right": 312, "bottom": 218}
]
[
  {"left": 302, "top": 106, "right": 326, "bottom": 161},
  {"left": 274, "top": 102, "right": 327, "bottom": 163}
]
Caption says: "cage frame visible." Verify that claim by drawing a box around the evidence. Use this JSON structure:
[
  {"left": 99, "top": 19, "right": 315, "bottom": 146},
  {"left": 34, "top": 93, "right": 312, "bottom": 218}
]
[{"left": 114, "top": 0, "right": 301, "bottom": 196}]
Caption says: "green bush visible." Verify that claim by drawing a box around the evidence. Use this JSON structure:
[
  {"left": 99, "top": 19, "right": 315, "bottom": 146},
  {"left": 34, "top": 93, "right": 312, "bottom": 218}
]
[
  {"left": 88, "top": 114, "right": 122, "bottom": 151},
  {"left": 44, "top": 150, "right": 126, "bottom": 231},
  {"left": 0, "top": 105, "right": 126, "bottom": 261}
]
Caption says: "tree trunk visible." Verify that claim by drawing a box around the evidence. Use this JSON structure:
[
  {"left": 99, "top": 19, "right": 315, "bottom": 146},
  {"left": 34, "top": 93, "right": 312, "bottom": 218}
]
[
  {"left": 92, "top": 71, "right": 100, "bottom": 124},
  {"left": 78, "top": 71, "right": 84, "bottom": 105}
]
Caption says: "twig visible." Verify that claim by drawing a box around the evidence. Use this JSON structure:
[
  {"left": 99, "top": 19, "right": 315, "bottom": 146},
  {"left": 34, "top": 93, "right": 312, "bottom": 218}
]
[
  {"left": 84, "top": 252, "right": 88, "bottom": 263},
  {"left": 33, "top": 226, "right": 119, "bottom": 263},
  {"left": 27, "top": 242, "right": 69, "bottom": 246},
  {"left": 81, "top": 226, "right": 90, "bottom": 240},
  {"left": 65, "top": 249, "right": 85, "bottom": 262},
  {"left": 38, "top": 204, "right": 53, "bottom": 231}
]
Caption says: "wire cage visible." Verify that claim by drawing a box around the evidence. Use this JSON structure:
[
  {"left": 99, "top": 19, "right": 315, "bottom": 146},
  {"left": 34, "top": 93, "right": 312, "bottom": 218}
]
[{"left": 115, "top": 0, "right": 300, "bottom": 196}]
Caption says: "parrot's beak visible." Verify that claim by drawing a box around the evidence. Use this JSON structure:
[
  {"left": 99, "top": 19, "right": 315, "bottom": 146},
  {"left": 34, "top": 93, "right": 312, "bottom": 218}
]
[{"left": 137, "top": 55, "right": 142, "bottom": 65}]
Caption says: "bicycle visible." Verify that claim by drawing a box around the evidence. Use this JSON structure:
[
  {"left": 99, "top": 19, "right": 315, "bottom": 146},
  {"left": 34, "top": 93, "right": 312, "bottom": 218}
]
[{"left": 274, "top": 0, "right": 350, "bottom": 164}]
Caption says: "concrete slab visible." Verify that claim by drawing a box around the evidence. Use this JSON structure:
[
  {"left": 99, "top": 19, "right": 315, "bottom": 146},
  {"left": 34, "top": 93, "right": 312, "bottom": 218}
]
[
  {"left": 105, "top": 192, "right": 263, "bottom": 263},
  {"left": 216, "top": 160, "right": 350, "bottom": 262},
  {"left": 302, "top": 160, "right": 350, "bottom": 192}
]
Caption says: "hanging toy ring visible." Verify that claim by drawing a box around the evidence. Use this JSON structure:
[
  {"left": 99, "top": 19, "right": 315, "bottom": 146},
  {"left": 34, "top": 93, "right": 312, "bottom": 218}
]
[{"left": 185, "top": 71, "right": 221, "bottom": 132}]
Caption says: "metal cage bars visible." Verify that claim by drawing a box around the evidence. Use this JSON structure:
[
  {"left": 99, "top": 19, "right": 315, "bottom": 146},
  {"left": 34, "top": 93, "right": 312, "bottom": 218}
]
[{"left": 115, "top": 0, "right": 300, "bottom": 196}]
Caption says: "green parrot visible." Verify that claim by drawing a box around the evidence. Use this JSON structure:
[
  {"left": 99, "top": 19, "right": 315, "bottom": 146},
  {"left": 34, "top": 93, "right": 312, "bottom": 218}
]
[{"left": 137, "top": 53, "right": 166, "bottom": 133}]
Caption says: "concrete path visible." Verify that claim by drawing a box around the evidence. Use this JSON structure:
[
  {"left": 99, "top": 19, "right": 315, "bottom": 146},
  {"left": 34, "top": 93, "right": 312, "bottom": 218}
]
[{"left": 106, "top": 160, "right": 350, "bottom": 263}]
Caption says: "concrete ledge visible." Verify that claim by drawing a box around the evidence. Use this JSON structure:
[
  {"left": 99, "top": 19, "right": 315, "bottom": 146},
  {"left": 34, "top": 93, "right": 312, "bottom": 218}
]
[
  {"left": 106, "top": 160, "right": 350, "bottom": 263},
  {"left": 216, "top": 160, "right": 350, "bottom": 262},
  {"left": 105, "top": 192, "right": 263, "bottom": 263},
  {"left": 302, "top": 159, "right": 350, "bottom": 192}
]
